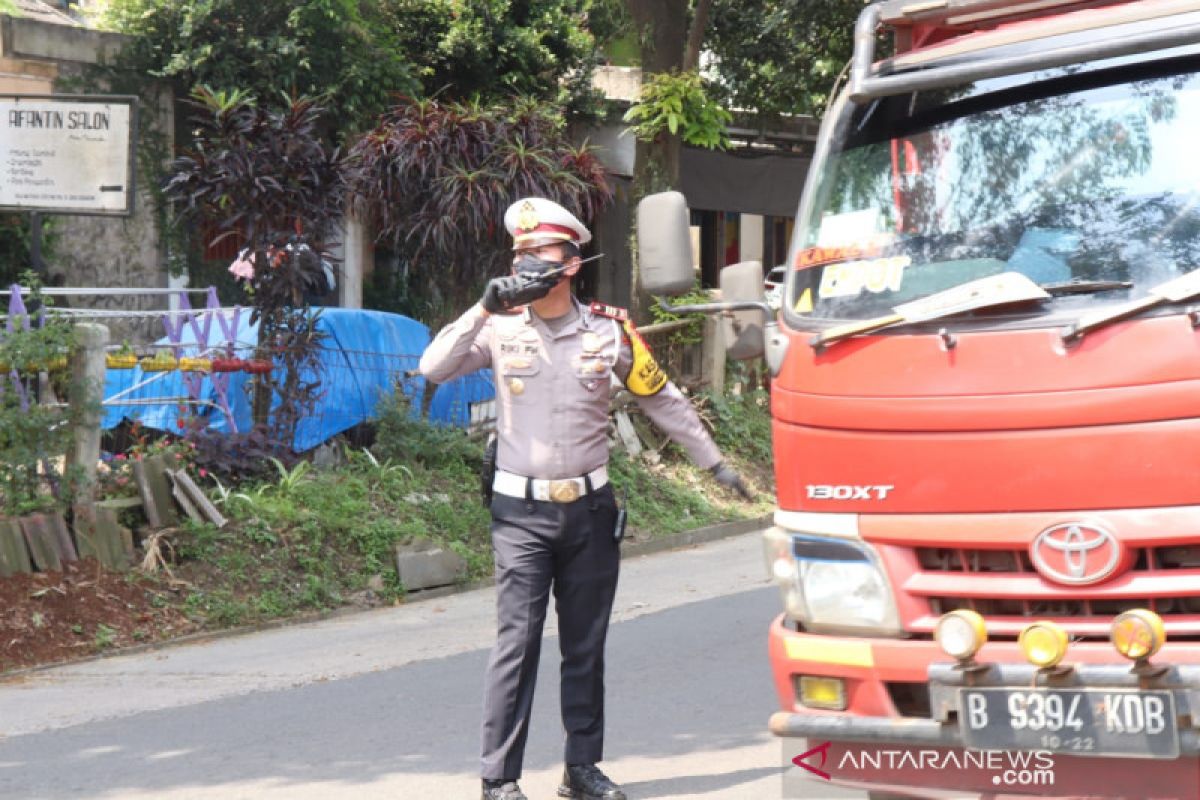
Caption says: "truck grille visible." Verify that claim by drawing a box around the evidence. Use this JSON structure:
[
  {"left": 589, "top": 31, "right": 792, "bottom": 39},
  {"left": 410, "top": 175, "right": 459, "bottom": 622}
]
[{"left": 899, "top": 545, "right": 1200, "bottom": 638}]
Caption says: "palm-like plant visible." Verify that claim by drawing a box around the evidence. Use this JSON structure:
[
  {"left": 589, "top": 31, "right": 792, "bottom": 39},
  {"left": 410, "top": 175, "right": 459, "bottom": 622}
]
[{"left": 344, "top": 97, "right": 613, "bottom": 322}]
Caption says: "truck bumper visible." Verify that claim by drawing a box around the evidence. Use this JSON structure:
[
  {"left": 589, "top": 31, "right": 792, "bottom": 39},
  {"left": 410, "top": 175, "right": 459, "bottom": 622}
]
[
  {"left": 769, "top": 615, "right": 1200, "bottom": 798},
  {"left": 770, "top": 710, "right": 963, "bottom": 745}
]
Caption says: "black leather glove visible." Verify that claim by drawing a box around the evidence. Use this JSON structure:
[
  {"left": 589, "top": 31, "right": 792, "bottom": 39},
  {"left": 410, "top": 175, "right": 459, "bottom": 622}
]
[
  {"left": 481, "top": 274, "right": 555, "bottom": 314},
  {"left": 710, "top": 461, "right": 754, "bottom": 501}
]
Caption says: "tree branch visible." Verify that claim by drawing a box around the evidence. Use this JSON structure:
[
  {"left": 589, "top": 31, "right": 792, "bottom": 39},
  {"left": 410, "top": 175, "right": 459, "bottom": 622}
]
[{"left": 684, "top": 0, "right": 713, "bottom": 71}]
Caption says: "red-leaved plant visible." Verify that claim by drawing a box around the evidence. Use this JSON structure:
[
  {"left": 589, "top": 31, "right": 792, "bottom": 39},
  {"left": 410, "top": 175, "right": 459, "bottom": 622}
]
[
  {"left": 343, "top": 96, "right": 612, "bottom": 323},
  {"left": 165, "top": 87, "right": 343, "bottom": 459}
]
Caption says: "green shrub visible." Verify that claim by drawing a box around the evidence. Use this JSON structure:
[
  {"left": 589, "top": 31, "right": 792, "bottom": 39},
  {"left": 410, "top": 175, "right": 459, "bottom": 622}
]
[{"left": 372, "top": 389, "right": 483, "bottom": 474}]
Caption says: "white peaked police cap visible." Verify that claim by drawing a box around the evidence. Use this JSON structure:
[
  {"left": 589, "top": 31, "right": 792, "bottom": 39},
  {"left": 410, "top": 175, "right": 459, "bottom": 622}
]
[{"left": 504, "top": 197, "right": 592, "bottom": 250}]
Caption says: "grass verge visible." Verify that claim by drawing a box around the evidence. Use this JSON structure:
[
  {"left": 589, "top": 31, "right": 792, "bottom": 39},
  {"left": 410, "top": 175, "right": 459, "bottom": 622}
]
[{"left": 167, "top": 387, "right": 775, "bottom": 630}]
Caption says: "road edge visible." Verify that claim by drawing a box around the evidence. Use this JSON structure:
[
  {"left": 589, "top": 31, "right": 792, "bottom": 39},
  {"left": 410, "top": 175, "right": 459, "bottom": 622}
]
[{"left": 0, "top": 514, "right": 772, "bottom": 681}]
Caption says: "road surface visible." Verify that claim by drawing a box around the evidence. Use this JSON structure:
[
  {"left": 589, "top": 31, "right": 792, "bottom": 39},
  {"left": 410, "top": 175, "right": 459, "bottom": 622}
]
[{"left": 0, "top": 531, "right": 864, "bottom": 799}]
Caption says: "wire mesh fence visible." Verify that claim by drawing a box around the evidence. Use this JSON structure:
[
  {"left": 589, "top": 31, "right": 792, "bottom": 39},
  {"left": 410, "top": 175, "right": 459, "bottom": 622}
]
[{"left": 3, "top": 283, "right": 715, "bottom": 459}]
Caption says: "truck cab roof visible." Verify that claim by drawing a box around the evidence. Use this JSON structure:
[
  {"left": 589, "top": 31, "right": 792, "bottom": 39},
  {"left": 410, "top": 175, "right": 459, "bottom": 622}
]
[{"left": 851, "top": 0, "right": 1200, "bottom": 102}]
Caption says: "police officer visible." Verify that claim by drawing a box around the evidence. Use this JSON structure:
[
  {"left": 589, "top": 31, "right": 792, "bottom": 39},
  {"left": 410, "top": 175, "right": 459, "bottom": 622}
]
[{"left": 419, "top": 198, "right": 749, "bottom": 800}]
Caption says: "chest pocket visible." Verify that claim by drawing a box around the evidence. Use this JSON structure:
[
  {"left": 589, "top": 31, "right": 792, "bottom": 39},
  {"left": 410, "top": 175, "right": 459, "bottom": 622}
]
[
  {"left": 575, "top": 324, "right": 616, "bottom": 392},
  {"left": 499, "top": 353, "right": 541, "bottom": 404},
  {"left": 575, "top": 354, "right": 612, "bottom": 390}
]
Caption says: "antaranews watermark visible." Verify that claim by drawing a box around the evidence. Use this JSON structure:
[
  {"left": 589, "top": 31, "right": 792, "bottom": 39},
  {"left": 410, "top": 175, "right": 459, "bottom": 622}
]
[{"left": 784, "top": 742, "right": 1055, "bottom": 797}]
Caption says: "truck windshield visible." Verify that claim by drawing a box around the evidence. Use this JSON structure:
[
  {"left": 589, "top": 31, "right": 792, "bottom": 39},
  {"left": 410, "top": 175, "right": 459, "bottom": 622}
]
[{"left": 790, "top": 57, "right": 1200, "bottom": 324}]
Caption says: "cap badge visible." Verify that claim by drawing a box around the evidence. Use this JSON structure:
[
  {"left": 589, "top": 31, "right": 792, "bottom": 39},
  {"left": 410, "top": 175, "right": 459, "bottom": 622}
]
[{"left": 517, "top": 201, "right": 539, "bottom": 232}]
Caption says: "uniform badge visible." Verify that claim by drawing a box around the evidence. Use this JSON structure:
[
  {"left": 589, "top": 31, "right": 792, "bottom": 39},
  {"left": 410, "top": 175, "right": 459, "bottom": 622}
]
[
  {"left": 517, "top": 201, "right": 539, "bottom": 233},
  {"left": 503, "top": 357, "right": 532, "bottom": 370},
  {"left": 509, "top": 378, "right": 525, "bottom": 395},
  {"left": 582, "top": 332, "right": 602, "bottom": 353},
  {"left": 589, "top": 302, "right": 629, "bottom": 322}
]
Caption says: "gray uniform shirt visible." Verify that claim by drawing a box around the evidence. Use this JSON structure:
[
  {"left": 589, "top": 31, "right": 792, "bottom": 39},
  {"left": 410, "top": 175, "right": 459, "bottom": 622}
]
[{"left": 419, "top": 298, "right": 723, "bottom": 479}]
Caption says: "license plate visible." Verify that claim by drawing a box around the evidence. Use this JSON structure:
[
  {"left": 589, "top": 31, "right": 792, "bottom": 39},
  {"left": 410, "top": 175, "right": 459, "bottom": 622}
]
[{"left": 958, "top": 687, "right": 1179, "bottom": 758}]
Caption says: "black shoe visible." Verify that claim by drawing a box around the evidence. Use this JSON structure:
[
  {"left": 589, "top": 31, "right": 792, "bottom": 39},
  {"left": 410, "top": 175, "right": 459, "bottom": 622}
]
[
  {"left": 558, "top": 763, "right": 627, "bottom": 800},
  {"left": 482, "top": 778, "right": 527, "bottom": 800}
]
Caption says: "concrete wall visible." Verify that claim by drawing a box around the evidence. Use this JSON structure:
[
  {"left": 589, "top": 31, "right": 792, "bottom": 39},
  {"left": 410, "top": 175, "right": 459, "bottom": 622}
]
[{"left": 1, "top": 13, "right": 171, "bottom": 336}]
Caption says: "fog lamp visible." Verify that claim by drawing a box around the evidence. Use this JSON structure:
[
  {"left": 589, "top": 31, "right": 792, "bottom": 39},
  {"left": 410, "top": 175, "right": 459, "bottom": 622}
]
[
  {"left": 935, "top": 609, "right": 987, "bottom": 662},
  {"left": 1111, "top": 608, "right": 1165, "bottom": 661},
  {"left": 796, "top": 675, "right": 847, "bottom": 711},
  {"left": 771, "top": 557, "right": 796, "bottom": 582},
  {"left": 1019, "top": 621, "right": 1069, "bottom": 668}
]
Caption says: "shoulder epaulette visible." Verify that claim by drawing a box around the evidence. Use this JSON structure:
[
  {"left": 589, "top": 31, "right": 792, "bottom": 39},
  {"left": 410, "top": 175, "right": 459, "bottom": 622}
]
[{"left": 588, "top": 301, "right": 629, "bottom": 322}]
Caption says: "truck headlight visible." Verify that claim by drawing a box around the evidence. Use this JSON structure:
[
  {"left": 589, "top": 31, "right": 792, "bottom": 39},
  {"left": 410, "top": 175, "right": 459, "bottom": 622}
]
[{"left": 763, "top": 528, "right": 901, "bottom": 635}]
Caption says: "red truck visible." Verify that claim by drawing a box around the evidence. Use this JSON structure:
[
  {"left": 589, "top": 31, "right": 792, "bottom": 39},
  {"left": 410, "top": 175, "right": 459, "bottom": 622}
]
[{"left": 639, "top": 0, "right": 1200, "bottom": 797}]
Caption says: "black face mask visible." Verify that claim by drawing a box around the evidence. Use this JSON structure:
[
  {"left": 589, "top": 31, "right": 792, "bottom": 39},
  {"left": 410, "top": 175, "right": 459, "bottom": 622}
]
[{"left": 514, "top": 253, "right": 563, "bottom": 278}]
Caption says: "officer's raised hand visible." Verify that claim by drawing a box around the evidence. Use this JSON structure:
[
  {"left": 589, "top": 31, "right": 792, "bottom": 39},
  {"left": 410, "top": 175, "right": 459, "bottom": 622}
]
[
  {"left": 710, "top": 461, "right": 754, "bottom": 501},
  {"left": 481, "top": 274, "right": 554, "bottom": 314}
]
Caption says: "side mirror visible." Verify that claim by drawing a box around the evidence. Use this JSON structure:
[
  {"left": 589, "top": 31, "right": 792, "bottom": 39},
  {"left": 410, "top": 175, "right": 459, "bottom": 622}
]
[
  {"left": 719, "top": 261, "right": 767, "bottom": 360},
  {"left": 636, "top": 191, "right": 694, "bottom": 296}
]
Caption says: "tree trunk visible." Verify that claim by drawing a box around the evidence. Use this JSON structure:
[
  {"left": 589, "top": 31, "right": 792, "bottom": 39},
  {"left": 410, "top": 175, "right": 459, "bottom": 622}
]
[
  {"left": 627, "top": 0, "right": 689, "bottom": 195},
  {"left": 684, "top": 0, "right": 713, "bottom": 71},
  {"left": 625, "top": 0, "right": 712, "bottom": 320}
]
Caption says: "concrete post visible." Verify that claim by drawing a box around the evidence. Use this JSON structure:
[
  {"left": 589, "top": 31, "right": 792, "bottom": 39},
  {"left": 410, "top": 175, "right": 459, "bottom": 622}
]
[
  {"left": 702, "top": 314, "right": 725, "bottom": 397},
  {"left": 739, "top": 213, "right": 764, "bottom": 263},
  {"left": 339, "top": 215, "right": 369, "bottom": 309},
  {"left": 67, "top": 323, "right": 108, "bottom": 499}
]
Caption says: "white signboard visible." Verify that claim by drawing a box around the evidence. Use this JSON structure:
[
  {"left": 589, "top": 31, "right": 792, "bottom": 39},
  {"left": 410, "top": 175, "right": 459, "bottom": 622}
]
[{"left": 0, "top": 95, "right": 136, "bottom": 216}]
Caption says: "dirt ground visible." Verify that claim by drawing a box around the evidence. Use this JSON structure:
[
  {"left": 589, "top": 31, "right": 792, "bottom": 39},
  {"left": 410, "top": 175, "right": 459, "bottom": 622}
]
[{"left": 0, "top": 558, "right": 195, "bottom": 673}]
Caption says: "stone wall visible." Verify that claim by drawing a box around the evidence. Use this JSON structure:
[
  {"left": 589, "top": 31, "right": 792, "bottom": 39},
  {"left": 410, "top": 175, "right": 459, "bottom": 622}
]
[{"left": 1, "top": 11, "right": 173, "bottom": 341}]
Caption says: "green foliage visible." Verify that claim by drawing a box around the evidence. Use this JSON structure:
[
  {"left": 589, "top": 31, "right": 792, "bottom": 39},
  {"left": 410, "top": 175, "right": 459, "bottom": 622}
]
[
  {"left": 698, "top": 386, "right": 774, "bottom": 467},
  {"left": 624, "top": 70, "right": 732, "bottom": 149},
  {"left": 647, "top": 284, "right": 710, "bottom": 345},
  {"left": 176, "top": 438, "right": 493, "bottom": 625},
  {"left": 705, "top": 0, "right": 864, "bottom": 120},
  {"left": 371, "top": 389, "right": 483, "bottom": 474},
  {"left": 607, "top": 448, "right": 724, "bottom": 534},
  {"left": 102, "top": 0, "right": 622, "bottom": 136},
  {"left": 373, "top": 0, "right": 607, "bottom": 117},
  {"left": 268, "top": 457, "right": 312, "bottom": 496},
  {"left": 93, "top": 624, "right": 118, "bottom": 650},
  {"left": 101, "top": 0, "right": 419, "bottom": 137},
  {"left": 344, "top": 97, "right": 612, "bottom": 320},
  {"left": 0, "top": 276, "right": 79, "bottom": 514}
]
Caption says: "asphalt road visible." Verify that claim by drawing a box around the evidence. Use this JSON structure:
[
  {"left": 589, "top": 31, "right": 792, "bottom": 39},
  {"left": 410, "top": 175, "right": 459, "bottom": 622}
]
[{"left": 0, "top": 532, "right": 864, "bottom": 800}]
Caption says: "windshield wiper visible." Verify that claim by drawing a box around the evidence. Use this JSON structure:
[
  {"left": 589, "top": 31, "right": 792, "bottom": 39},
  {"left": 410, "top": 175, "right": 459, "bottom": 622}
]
[
  {"left": 1040, "top": 279, "right": 1132, "bottom": 296},
  {"left": 1063, "top": 268, "right": 1200, "bottom": 342},
  {"left": 811, "top": 272, "right": 1050, "bottom": 350}
]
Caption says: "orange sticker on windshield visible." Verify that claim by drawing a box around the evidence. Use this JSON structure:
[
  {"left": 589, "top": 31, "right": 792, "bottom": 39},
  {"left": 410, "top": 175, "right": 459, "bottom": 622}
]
[{"left": 795, "top": 245, "right": 882, "bottom": 269}]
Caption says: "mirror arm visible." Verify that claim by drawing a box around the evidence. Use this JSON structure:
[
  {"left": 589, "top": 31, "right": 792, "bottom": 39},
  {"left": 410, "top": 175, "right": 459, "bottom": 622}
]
[{"left": 656, "top": 297, "right": 773, "bottom": 317}]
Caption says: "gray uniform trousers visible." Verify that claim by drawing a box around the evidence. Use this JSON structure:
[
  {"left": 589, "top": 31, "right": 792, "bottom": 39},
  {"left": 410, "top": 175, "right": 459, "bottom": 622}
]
[{"left": 480, "top": 483, "right": 620, "bottom": 780}]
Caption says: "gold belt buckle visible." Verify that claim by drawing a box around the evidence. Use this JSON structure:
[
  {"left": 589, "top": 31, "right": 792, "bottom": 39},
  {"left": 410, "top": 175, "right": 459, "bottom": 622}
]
[{"left": 548, "top": 479, "right": 581, "bottom": 503}]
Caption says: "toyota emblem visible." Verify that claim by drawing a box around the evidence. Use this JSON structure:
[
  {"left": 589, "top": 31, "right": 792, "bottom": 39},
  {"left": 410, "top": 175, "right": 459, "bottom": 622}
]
[{"left": 1030, "top": 523, "right": 1123, "bottom": 585}]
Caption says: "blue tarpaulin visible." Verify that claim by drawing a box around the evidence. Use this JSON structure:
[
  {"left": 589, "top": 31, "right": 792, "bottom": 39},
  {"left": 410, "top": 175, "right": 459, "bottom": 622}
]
[{"left": 102, "top": 308, "right": 494, "bottom": 450}]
